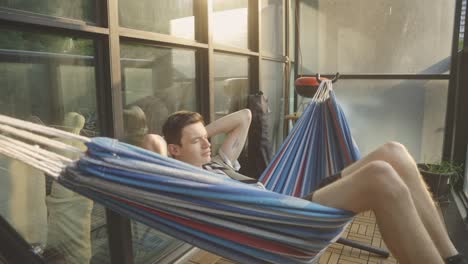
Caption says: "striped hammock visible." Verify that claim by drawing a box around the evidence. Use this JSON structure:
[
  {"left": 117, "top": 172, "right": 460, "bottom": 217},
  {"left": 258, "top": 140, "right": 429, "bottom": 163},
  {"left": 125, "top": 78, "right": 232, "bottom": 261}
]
[
  {"left": 260, "top": 80, "right": 361, "bottom": 196},
  {"left": 0, "top": 80, "right": 357, "bottom": 264}
]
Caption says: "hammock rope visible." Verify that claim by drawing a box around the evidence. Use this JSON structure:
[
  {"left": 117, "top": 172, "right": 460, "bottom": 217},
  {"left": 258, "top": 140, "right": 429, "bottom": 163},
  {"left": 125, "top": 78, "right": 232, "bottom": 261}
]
[{"left": 0, "top": 80, "right": 357, "bottom": 264}]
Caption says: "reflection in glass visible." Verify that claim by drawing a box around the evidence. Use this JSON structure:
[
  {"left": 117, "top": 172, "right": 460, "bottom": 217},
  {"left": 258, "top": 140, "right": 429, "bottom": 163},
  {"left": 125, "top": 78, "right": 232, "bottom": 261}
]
[
  {"left": 213, "top": 53, "right": 249, "bottom": 154},
  {"left": 0, "top": 0, "right": 96, "bottom": 23},
  {"left": 0, "top": 28, "right": 109, "bottom": 263},
  {"left": 213, "top": 0, "right": 248, "bottom": 49},
  {"left": 333, "top": 80, "right": 448, "bottom": 163},
  {"left": 121, "top": 42, "right": 197, "bottom": 136},
  {"left": 119, "top": 0, "right": 195, "bottom": 39},
  {"left": 261, "top": 60, "right": 284, "bottom": 153},
  {"left": 261, "top": 0, "right": 283, "bottom": 55},
  {"left": 299, "top": 0, "right": 455, "bottom": 74},
  {"left": 120, "top": 42, "right": 197, "bottom": 263}
]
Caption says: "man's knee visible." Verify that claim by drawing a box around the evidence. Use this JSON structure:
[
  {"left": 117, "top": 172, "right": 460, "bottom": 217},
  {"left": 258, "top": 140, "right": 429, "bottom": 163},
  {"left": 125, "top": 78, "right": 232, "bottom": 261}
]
[
  {"left": 381, "top": 141, "right": 408, "bottom": 157},
  {"left": 360, "top": 161, "right": 411, "bottom": 202}
]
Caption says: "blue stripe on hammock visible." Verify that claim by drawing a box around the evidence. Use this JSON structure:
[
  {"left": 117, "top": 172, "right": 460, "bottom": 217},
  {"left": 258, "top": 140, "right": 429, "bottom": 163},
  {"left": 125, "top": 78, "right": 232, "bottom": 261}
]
[
  {"left": 61, "top": 172, "right": 340, "bottom": 264},
  {"left": 76, "top": 158, "right": 353, "bottom": 220}
]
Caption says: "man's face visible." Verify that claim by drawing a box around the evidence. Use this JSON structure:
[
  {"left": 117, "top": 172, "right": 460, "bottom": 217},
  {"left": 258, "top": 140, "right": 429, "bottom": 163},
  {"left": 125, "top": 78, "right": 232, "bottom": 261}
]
[{"left": 169, "top": 122, "right": 211, "bottom": 167}]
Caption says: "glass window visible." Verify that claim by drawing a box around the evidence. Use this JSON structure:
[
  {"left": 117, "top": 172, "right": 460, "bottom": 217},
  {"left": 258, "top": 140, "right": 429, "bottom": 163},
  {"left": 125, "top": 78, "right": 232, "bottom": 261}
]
[
  {"left": 261, "top": 60, "right": 285, "bottom": 153},
  {"left": 121, "top": 42, "right": 197, "bottom": 136},
  {"left": 0, "top": 0, "right": 96, "bottom": 23},
  {"left": 119, "top": 0, "right": 195, "bottom": 40},
  {"left": 0, "top": 28, "right": 109, "bottom": 263},
  {"left": 333, "top": 80, "right": 448, "bottom": 163},
  {"left": 213, "top": 0, "right": 248, "bottom": 49},
  {"left": 298, "top": 0, "right": 455, "bottom": 74},
  {"left": 261, "top": 0, "right": 283, "bottom": 55},
  {"left": 213, "top": 53, "right": 249, "bottom": 154},
  {"left": 120, "top": 42, "right": 197, "bottom": 263}
]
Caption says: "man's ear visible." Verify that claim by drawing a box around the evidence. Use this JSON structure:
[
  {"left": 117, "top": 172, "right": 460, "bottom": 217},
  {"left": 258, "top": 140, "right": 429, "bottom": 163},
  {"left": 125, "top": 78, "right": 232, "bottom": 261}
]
[{"left": 168, "top": 144, "right": 181, "bottom": 157}]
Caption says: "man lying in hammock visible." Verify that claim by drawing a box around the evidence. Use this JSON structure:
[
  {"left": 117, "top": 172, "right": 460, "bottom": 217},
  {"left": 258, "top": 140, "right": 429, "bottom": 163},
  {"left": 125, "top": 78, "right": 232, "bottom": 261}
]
[{"left": 141, "top": 109, "right": 466, "bottom": 264}]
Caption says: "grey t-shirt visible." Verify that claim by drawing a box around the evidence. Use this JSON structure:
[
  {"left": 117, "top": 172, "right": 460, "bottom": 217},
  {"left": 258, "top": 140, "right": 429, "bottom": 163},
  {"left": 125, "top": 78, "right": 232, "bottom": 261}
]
[{"left": 202, "top": 149, "right": 265, "bottom": 190}]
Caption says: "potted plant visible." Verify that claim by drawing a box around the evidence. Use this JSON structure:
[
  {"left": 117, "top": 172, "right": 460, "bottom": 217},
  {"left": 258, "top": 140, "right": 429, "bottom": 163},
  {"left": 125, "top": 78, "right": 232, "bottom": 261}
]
[{"left": 417, "top": 161, "right": 463, "bottom": 203}]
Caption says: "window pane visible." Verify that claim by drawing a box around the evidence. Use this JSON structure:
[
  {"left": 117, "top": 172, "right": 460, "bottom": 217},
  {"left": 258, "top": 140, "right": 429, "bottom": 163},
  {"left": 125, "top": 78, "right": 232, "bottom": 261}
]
[
  {"left": 119, "top": 0, "right": 195, "bottom": 40},
  {"left": 213, "top": 53, "right": 249, "bottom": 153},
  {"left": 0, "top": 28, "right": 109, "bottom": 263},
  {"left": 120, "top": 42, "right": 196, "bottom": 263},
  {"left": 261, "top": 60, "right": 285, "bottom": 153},
  {"left": 299, "top": 0, "right": 455, "bottom": 74},
  {"left": 213, "top": 0, "right": 248, "bottom": 49},
  {"left": 333, "top": 80, "right": 448, "bottom": 163},
  {"left": 0, "top": 0, "right": 96, "bottom": 23},
  {"left": 121, "top": 42, "right": 197, "bottom": 136},
  {"left": 261, "top": 0, "right": 283, "bottom": 55}
]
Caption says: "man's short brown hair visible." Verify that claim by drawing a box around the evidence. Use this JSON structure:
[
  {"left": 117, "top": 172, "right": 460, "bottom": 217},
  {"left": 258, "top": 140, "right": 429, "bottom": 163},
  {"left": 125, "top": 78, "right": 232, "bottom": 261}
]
[{"left": 162, "top": 111, "right": 205, "bottom": 145}]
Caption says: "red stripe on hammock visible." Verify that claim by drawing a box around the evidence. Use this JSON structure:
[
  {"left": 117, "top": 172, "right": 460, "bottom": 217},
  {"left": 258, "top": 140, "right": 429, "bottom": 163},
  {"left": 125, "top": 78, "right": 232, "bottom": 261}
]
[{"left": 115, "top": 197, "right": 314, "bottom": 258}]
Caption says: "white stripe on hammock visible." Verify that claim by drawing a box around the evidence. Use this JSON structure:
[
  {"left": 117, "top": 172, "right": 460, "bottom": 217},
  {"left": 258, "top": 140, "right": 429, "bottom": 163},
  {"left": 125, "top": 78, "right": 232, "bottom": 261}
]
[
  {"left": 0, "top": 124, "right": 83, "bottom": 154},
  {"left": 0, "top": 114, "right": 90, "bottom": 143},
  {"left": 0, "top": 134, "right": 73, "bottom": 165},
  {"left": 0, "top": 142, "right": 62, "bottom": 178}
]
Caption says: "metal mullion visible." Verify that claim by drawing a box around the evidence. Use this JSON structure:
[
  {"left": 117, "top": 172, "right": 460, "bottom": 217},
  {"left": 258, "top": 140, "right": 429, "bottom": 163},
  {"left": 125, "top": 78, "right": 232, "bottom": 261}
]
[
  {"left": 207, "top": 0, "right": 214, "bottom": 124},
  {"left": 119, "top": 27, "right": 208, "bottom": 49},
  {"left": 261, "top": 54, "right": 288, "bottom": 62},
  {"left": 196, "top": 0, "right": 213, "bottom": 123},
  {"left": 444, "top": 0, "right": 465, "bottom": 160},
  {"left": 95, "top": 0, "right": 104, "bottom": 27},
  {"left": 249, "top": 0, "right": 261, "bottom": 94},
  {"left": 213, "top": 44, "right": 259, "bottom": 57},
  {"left": 293, "top": 0, "right": 300, "bottom": 112},
  {"left": 285, "top": 0, "right": 291, "bottom": 59},
  {"left": 119, "top": 37, "right": 206, "bottom": 58},
  {"left": 0, "top": 50, "right": 94, "bottom": 65},
  {"left": 450, "top": 0, "right": 468, "bottom": 162},
  {"left": 0, "top": 21, "right": 106, "bottom": 47},
  {"left": 284, "top": 0, "right": 291, "bottom": 137},
  {"left": 0, "top": 7, "right": 108, "bottom": 35},
  {"left": 298, "top": 73, "right": 450, "bottom": 80},
  {"left": 104, "top": 0, "right": 124, "bottom": 139},
  {"left": 47, "top": 60, "right": 63, "bottom": 124},
  {"left": 246, "top": 0, "right": 261, "bottom": 176},
  {"left": 101, "top": 1, "right": 133, "bottom": 264}
]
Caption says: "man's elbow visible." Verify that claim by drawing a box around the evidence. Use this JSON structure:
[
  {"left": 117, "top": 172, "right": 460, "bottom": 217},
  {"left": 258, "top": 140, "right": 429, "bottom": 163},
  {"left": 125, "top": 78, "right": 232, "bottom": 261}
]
[{"left": 239, "top": 109, "right": 252, "bottom": 127}]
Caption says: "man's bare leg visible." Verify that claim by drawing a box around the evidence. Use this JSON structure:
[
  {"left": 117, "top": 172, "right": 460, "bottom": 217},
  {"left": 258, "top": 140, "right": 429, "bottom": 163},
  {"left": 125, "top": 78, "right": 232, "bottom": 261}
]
[
  {"left": 312, "top": 161, "right": 444, "bottom": 264},
  {"left": 341, "top": 142, "right": 458, "bottom": 258}
]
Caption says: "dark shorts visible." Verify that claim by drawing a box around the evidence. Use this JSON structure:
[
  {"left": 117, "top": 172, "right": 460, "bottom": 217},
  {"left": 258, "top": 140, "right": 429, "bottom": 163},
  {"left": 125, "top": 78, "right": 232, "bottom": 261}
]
[{"left": 302, "top": 171, "right": 342, "bottom": 201}]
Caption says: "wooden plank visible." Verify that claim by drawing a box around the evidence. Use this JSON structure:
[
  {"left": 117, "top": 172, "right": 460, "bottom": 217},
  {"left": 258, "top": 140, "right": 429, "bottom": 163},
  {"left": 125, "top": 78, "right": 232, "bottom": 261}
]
[{"left": 189, "top": 250, "right": 223, "bottom": 264}]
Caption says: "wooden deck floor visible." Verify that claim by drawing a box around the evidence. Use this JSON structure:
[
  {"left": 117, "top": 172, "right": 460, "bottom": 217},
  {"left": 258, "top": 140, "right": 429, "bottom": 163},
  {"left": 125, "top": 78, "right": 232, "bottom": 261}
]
[{"left": 187, "top": 211, "right": 398, "bottom": 264}]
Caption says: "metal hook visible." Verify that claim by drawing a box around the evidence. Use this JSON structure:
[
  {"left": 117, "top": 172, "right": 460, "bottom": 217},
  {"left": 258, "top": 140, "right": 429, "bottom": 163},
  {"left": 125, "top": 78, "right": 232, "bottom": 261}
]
[
  {"left": 315, "top": 73, "right": 322, "bottom": 84},
  {"left": 331, "top": 72, "right": 340, "bottom": 83},
  {"left": 315, "top": 72, "right": 340, "bottom": 84}
]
